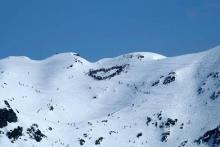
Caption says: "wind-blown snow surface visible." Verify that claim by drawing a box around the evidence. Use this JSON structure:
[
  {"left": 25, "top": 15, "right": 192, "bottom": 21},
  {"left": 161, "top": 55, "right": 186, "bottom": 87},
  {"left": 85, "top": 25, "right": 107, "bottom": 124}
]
[{"left": 0, "top": 47, "right": 220, "bottom": 147}]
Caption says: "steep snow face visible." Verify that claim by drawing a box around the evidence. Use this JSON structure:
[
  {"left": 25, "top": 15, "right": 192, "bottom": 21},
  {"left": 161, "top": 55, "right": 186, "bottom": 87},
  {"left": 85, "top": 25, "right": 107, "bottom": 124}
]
[{"left": 0, "top": 47, "right": 220, "bottom": 147}]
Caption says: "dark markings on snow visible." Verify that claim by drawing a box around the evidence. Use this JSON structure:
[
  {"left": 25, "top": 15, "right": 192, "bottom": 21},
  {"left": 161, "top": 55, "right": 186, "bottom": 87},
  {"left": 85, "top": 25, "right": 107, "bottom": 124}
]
[
  {"left": 194, "top": 125, "right": 220, "bottom": 147},
  {"left": 88, "top": 65, "right": 129, "bottom": 80}
]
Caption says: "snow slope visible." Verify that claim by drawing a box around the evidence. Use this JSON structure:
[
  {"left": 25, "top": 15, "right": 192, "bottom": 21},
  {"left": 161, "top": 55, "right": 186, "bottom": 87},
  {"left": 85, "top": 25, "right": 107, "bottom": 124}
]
[{"left": 0, "top": 47, "right": 220, "bottom": 147}]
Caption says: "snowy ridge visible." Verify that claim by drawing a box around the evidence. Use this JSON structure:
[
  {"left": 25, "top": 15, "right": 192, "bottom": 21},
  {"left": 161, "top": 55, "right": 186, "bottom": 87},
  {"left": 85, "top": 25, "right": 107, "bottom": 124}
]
[{"left": 0, "top": 46, "right": 220, "bottom": 147}]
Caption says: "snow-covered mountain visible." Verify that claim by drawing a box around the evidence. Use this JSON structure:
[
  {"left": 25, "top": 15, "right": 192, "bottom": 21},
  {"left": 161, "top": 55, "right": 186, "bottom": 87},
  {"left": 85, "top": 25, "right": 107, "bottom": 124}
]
[{"left": 0, "top": 46, "right": 220, "bottom": 147}]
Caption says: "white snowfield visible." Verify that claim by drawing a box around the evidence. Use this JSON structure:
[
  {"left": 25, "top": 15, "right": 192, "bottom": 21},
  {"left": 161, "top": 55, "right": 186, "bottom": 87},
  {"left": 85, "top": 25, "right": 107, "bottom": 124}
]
[{"left": 0, "top": 46, "right": 220, "bottom": 147}]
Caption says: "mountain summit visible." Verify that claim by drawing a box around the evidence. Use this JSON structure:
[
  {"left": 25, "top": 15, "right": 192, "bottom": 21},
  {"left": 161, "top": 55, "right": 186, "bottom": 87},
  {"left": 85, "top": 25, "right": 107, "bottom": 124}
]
[{"left": 0, "top": 46, "right": 220, "bottom": 147}]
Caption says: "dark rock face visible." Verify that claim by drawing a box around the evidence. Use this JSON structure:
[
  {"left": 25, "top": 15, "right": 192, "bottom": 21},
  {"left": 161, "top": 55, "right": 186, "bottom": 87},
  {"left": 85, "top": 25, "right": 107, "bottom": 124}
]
[
  {"left": 136, "top": 132, "right": 143, "bottom": 138},
  {"left": 145, "top": 111, "right": 183, "bottom": 143},
  {"left": 161, "top": 131, "right": 170, "bottom": 142},
  {"left": 194, "top": 125, "right": 220, "bottom": 147},
  {"left": 210, "top": 91, "right": 220, "bottom": 100},
  {"left": 207, "top": 72, "right": 219, "bottom": 79},
  {"left": 197, "top": 87, "right": 204, "bottom": 95},
  {"left": 95, "top": 137, "right": 104, "bottom": 145},
  {"left": 79, "top": 138, "right": 85, "bottom": 145},
  {"left": 198, "top": 72, "right": 220, "bottom": 100},
  {"left": 165, "top": 118, "right": 178, "bottom": 128},
  {"left": 158, "top": 118, "right": 178, "bottom": 142},
  {"left": 123, "top": 54, "right": 145, "bottom": 60},
  {"left": 88, "top": 65, "right": 129, "bottom": 80},
  {"left": 7, "top": 126, "right": 23, "bottom": 142},
  {"left": 4, "top": 100, "right": 10, "bottom": 108},
  {"left": 146, "top": 117, "right": 152, "bottom": 126},
  {"left": 0, "top": 107, "right": 18, "bottom": 128},
  {"left": 49, "top": 106, "right": 54, "bottom": 111},
  {"left": 152, "top": 80, "right": 160, "bottom": 86},
  {"left": 27, "top": 124, "right": 46, "bottom": 142},
  {"left": 151, "top": 72, "right": 176, "bottom": 87},
  {"left": 178, "top": 140, "right": 188, "bottom": 147},
  {"left": 137, "top": 55, "right": 145, "bottom": 59},
  {"left": 163, "top": 72, "right": 176, "bottom": 85}
]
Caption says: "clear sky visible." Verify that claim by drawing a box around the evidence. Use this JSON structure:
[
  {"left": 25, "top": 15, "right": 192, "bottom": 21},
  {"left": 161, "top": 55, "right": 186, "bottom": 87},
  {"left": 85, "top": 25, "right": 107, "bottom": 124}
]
[{"left": 0, "top": 0, "right": 220, "bottom": 61}]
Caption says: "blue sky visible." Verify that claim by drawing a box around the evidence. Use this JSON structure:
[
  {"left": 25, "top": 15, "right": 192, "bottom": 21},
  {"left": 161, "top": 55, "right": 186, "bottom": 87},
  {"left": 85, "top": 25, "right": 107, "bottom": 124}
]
[{"left": 0, "top": 0, "right": 220, "bottom": 61}]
